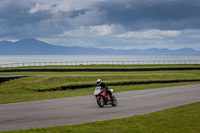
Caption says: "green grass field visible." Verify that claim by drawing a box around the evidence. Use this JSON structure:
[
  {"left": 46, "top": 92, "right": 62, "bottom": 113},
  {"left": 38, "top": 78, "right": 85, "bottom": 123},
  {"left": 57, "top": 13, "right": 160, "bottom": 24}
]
[
  {"left": 0, "top": 64, "right": 200, "bottom": 70},
  {"left": 0, "top": 64, "right": 200, "bottom": 104},
  {"left": 1, "top": 64, "right": 200, "bottom": 132},
  {"left": 3, "top": 101, "right": 200, "bottom": 133}
]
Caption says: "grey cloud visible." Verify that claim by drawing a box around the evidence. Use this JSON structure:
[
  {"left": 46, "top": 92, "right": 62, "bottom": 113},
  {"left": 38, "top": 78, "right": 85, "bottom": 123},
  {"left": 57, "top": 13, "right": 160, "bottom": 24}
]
[
  {"left": 97, "top": 0, "right": 200, "bottom": 30},
  {"left": 0, "top": 0, "right": 200, "bottom": 50},
  {"left": 0, "top": 0, "right": 108, "bottom": 39},
  {"left": 1, "top": 0, "right": 200, "bottom": 38},
  {"left": 68, "top": 9, "right": 107, "bottom": 26}
]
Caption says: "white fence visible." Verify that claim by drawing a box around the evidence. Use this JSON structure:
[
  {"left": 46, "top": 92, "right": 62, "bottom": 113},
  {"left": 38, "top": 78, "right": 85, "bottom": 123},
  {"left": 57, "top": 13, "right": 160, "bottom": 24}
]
[{"left": 0, "top": 60, "right": 200, "bottom": 68}]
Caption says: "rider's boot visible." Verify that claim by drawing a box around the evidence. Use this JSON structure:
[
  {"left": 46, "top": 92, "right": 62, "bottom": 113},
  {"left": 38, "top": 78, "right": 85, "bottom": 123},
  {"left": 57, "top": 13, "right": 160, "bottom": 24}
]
[
  {"left": 109, "top": 93, "right": 113, "bottom": 102},
  {"left": 107, "top": 89, "right": 113, "bottom": 102}
]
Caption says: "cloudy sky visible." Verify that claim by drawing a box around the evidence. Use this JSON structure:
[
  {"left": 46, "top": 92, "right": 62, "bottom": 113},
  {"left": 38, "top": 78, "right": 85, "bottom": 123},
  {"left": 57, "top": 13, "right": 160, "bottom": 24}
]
[{"left": 0, "top": 0, "right": 200, "bottom": 50}]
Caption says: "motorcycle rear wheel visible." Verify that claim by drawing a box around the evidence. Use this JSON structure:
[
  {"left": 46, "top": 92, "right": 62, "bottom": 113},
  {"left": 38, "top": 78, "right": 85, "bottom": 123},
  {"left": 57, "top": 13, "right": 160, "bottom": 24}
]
[
  {"left": 97, "top": 97, "right": 104, "bottom": 107},
  {"left": 111, "top": 96, "right": 117, "bottom": 106}
]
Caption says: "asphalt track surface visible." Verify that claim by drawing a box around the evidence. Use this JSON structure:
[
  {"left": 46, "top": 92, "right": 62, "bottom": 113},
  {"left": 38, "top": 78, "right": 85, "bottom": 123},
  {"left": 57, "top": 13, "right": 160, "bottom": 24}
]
[{"left": 0, "top": 84, "right": 200, "bottom": 132}]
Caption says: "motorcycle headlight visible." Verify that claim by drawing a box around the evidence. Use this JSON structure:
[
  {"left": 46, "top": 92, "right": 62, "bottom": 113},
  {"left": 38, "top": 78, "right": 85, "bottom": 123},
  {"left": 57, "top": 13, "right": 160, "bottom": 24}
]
[{"left": 94, "top": 89, "right": 101, "bottom": 95}]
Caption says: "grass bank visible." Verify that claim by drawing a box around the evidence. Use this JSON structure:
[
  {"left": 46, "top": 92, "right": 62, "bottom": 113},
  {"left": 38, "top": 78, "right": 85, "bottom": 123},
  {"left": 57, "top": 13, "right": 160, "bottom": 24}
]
[
  {"left": 3, "top": 101, "right": 200, "bottom": 133},
  {"left": 1, "top": 71, "right": 200, "bottom": 91},
  {"left": 0, "top": 65, "right": 200, "bottom": 104},
  {"left": 0, "top": 82, "right": 199, "bottom": 104}
]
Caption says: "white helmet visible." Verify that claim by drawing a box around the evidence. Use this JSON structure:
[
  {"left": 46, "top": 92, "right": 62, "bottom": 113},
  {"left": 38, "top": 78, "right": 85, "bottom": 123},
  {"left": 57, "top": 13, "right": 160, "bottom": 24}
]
[{"left": 96, "top": 79, "right": 102, "bottom": 85}]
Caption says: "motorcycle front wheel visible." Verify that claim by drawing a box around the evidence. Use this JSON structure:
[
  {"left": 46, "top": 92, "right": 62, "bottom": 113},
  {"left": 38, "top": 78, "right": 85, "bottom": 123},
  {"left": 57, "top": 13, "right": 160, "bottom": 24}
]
[
  {"left": 97, "top": 97, "right": 104, "bottom": 107},
  {"left": 111, "top": 96, "right": 117, "bottom": 106}
]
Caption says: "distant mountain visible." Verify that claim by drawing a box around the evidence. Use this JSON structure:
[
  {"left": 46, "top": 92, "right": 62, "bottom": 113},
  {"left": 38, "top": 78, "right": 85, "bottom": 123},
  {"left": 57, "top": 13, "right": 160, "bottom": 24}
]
[{"left": 0, "top": 38, "right": 199, "bottom": 55}]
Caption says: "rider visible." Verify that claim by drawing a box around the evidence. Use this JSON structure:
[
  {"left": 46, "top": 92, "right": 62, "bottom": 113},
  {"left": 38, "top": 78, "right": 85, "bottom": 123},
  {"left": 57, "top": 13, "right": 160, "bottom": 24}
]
[{"left": 96, "top": 79, "right": 113, "bottom": 101}]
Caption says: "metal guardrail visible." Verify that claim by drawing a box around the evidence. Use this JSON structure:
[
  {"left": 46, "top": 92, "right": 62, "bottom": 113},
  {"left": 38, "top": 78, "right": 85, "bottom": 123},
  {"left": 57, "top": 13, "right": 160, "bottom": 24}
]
[{"left": 0, "top": 60, "right": 200, "bottom": 68}]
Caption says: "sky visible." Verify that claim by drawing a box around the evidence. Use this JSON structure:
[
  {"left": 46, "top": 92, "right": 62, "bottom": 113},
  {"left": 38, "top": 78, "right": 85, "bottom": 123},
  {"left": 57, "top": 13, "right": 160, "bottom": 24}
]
[{"left": 0, "top": 0, "right": 200, "bottom": 50}]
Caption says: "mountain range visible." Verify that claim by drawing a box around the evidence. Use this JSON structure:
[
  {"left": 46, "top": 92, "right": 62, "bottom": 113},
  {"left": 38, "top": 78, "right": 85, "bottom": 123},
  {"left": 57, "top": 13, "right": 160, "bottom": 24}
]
[{"left": 0, "top": 38, "right": 199, "bottom": 55}]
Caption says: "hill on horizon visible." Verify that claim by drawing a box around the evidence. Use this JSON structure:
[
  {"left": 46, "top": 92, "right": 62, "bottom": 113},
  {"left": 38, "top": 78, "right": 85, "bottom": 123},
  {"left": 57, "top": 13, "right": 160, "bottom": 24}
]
[{"left": 0, "top": 38, "right": 199, "bottom": 55}]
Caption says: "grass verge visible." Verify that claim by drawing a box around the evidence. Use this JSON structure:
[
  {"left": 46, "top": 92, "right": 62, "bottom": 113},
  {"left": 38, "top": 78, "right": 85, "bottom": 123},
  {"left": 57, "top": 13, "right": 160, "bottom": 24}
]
[
  {"left": 0, "top": 82, "right": 199, "bottom": 104},
  {"left": 1, "top": 70, "right": 200, "bottom": 91},
  {"left": 3, "top": 101, "right": 200, "bottom": 133},
  {"left": 0, "top": 64, "right": 200, "bottom": 70},
  {"left": 0, "top": 65, "right": 200, "bottom": 104}
]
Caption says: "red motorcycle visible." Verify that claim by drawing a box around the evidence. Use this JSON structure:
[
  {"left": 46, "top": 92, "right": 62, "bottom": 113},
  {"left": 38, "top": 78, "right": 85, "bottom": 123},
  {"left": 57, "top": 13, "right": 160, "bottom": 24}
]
[{"left": 94, "top": 86, "right": 117, "bottom": 107}]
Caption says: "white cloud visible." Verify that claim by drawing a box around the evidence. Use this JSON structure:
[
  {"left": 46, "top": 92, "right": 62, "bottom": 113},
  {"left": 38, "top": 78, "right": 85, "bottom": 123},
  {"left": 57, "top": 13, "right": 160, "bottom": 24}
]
[
  {"left": 61, "top": 24, "right": 125, "bottom": 37},
  {"left": 116, "top": 29, "right": 181, "bottom": 39},
  {"left": 182, "top": 29, "right": 200, "bottom": 39},
  {"left": 45, "top": 26, "right": 200, "bottom": 50},
  {"left": 113, "top": 29, "right": 200, "bottom": 50},
  {"left": 29, "top": 2, "right": 54, "bottom": 14},
  {"left": 29, "top": 0, "right": 106, "bottom": 14},
  {"left": 89, "top": 24, "right": 124, "bottom": 36},
  {"left": 89, "top": 25, "right": 113, "bottom": 36}
]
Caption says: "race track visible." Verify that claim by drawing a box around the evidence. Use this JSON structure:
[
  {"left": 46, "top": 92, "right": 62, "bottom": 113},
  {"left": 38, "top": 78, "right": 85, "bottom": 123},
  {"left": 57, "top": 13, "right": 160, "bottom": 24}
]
[{"left": 0, "top": 84, "right": 200, "bottom": 131}]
